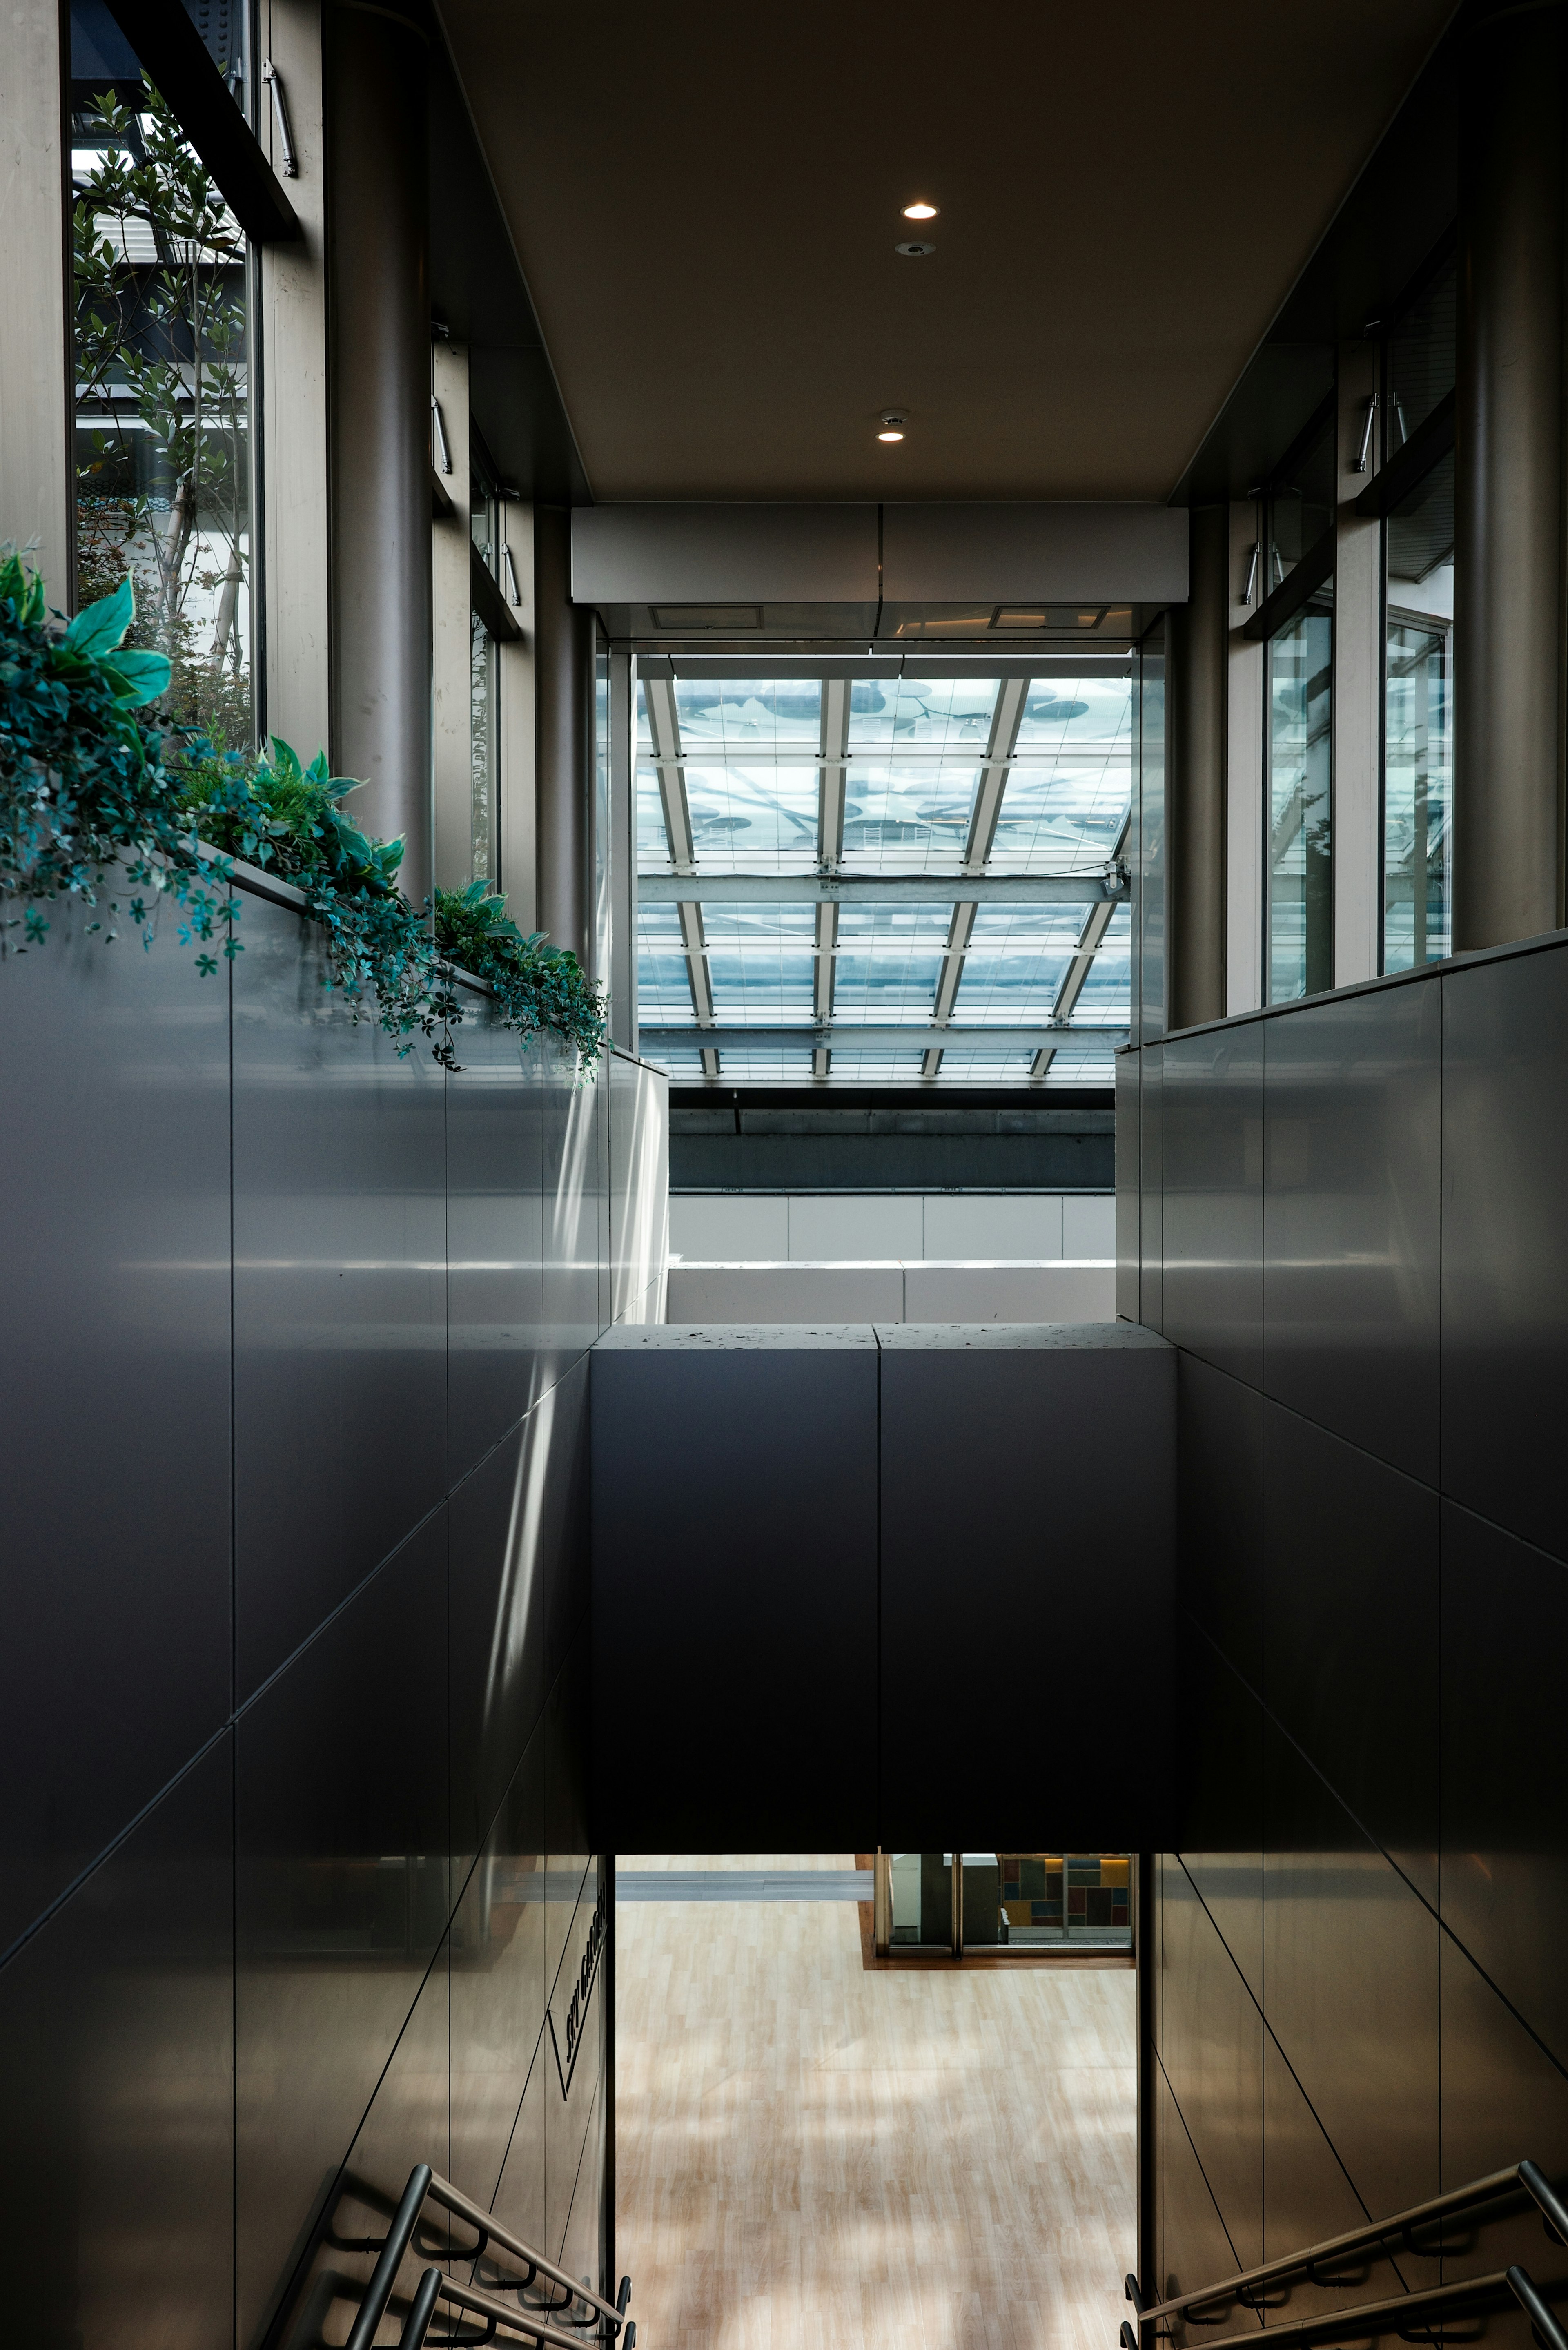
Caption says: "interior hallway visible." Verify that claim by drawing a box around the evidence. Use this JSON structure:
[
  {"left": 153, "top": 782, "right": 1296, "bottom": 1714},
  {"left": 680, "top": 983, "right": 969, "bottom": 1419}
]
[{"left": 615, "top": 1854, "right": 1136, "bottom": 2350}]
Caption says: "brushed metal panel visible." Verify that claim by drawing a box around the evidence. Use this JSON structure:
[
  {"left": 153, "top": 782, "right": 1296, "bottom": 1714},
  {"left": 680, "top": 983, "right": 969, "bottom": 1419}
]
[
  {"left": 543, "top": 1033, "right": 608, "bottom": 1389},
  {"left": 1161, "top": 1023, "right": 1263, "bottom": 1383},
  {"left": 1262, "top": 1719, "right": 1437, "bottom": 2221},
  {"left": 608, "top": 1052, "right": 668, "bottom": 1326},
  {"left": 1442, "top": 942, "right": 1568, "bottom": 1559},
  {"left": 590, "top": 1328, "right": 878, "bottom": 1851},
  {"left": 1140, "top": 1045, "right": 1165, "bottom": 1331},
  {"left": 0, "top": 1735, "right": 232, "bottom": 2350},
  {"left": 546, "top": 1628, "right": 591, "bottom": 2001},
  {"left": 1441, "top": 1498, "right": 1568, "bottom": 2071},
  {"left": 1116, "top": 1048, "right": 1140, "bottom": 1321},
  {"left": 449, "top": 1415, "right": 545, "bottom": 1885},
  {"left": 1157, "top": 2062, "right": 1241, "bottom": 2317},
  {"left": 1178, "top": 1355, "right": 1263, "bottom": 1691},
  {"left": 492, "top": 2024, "right": 548, "bottom": 2261},
  {"left": 232, "top": 894, "right": 446, "bottom": 1698},
  {"left": 1262, "top": 979, "right": 1440, "bottom": 1484},
  {"left": 236, "top": 1512, "right": 448, "bottom": 2347},
  {"left": 879, "top": 1325, "right": 1176, "bottom": 1848},
  {"left": 1263, "top": 1404, "right": 1438, "bottom": 1904},
  {"left": 1439, "top": 1931, "right": 1568, "bottom": 2300},
  {"left": 448, "top": 1013, "right": 544, "bottom": 1486},
  {"left": 1179, "top": 1626, "right": 1264, "bottom": 2003},
  {"left": 1261, "top": 2030, "right": 1423, "bottom": 2310},
  {"left": 1161, "top": 1860, "right": 1263, "bottom": 2269},
  {"left": 571, "top": 502, "right": 880, "bottom": 604},
  {"left": 0, "top": 902, "right": 230, "bottom": 1949},
  {"left": 545, "top": 1858, "right": 606, "bottom": 2264},
  {"left": 450, "top": 1726, "right": 547, "bottom": 2207},
  {"left": 881, "top": 500, "right": 1190, "bottom": 604}
]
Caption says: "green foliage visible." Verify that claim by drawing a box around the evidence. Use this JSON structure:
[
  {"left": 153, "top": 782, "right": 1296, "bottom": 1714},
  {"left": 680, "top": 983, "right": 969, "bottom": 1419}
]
[
  {"left": 434, "top": 881, "right": 606, "bottom": 1068},
  {"left": 0, "top": 551, "right": 235, "bottom": 965},
  {"left": 1, "top": 559, "right": 606, "bottom": 1070}
]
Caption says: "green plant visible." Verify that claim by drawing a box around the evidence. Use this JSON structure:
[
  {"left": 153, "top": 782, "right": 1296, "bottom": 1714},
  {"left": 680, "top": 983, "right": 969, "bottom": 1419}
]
[
  {"left": 1, "top": 558, "right": 606, "bottom": 1070},
  {"left": 0, "top": 553, "right": 238, "bottom": 968},
  {"left": 434, "top": 880, "right": 606, "bottom": 1067}
]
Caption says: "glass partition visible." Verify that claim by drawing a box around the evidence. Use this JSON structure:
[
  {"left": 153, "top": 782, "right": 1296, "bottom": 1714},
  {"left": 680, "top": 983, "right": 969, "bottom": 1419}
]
[
  {"left": 69, "top": 0, "right": 255, "bottom": 745},
  {"left": 880, "top": 1851, "right": 1132, "bottom": 1957}
]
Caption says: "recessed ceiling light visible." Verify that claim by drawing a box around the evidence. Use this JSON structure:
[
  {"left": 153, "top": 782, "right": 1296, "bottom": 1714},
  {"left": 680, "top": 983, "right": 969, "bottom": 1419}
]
[
  {"left": 902, "top": 201, "right": 938, "bottom": 219},
  {"left": 878, "top": 430, "right": 905, "bottom": 442}
]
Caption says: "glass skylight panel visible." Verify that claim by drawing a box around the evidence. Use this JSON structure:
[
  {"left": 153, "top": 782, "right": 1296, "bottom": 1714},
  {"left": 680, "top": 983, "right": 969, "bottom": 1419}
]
[
  {"left": 837, "top": 759, "right": 982, "bottom": 874},
  {"left": 679, "top": 758, "right": 819, "bottom": 871},
  {"left": 831, "top": 907, "right": 948, "bottom": 1023},
  {"left": 702, "top": 906, "right": 816, "bottom": 1026},
  {"left": 671, "top": 676, "right": 822, "bottom": 750},
  {"left": 845, "top": 676, "right": 1001, "bottom": 751},
  {"left": 636, "top": 760, "right": 672, "bottom": 864},
  {"left": 954, "top": 906, "right": 1084, "bottom": 1023},
  {"left": 1072, "top": 905, "right": 1132, "bottom": 1022},
  {"left": 635, "top": 903, "right": 696, "bottom": 1025}
]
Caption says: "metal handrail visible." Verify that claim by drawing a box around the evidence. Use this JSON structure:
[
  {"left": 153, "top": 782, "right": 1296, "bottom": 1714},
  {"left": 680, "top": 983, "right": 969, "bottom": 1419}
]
[
  {"left": 1125, "top": 2157, "right": 1568, "bottom": 2334},
  {"left": 343, "top": 2161, "right": 632, "bottom": 2350},
  {"left": 1127, "top": 2267, "right": 1566, "bottom": 2350}
]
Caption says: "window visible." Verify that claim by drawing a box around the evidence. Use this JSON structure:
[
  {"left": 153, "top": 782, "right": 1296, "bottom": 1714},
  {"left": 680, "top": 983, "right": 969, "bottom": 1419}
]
[
  {"left": 469, "top": 465, "right": 498, "bottom": 885},
  {"left": 1267, "top": 598, "right": 1334, "bottom": 1002},
  {"left": 69, "top": 0, "right": 256, "bottom": 746},
  {"left": 1381, "top": 253, "right": 1455, "bottom": 971}
]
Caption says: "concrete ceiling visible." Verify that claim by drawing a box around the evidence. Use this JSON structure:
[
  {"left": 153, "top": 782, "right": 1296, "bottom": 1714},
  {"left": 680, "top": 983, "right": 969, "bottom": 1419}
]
[{"left": 438, "top": 0, "right": 1456, "bottom": 503}]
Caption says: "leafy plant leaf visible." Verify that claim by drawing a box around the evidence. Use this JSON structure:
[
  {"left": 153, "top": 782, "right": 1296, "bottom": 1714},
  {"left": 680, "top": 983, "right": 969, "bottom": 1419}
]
[{"left": 61, "top": 574, "right": 134, "bottom": 658}]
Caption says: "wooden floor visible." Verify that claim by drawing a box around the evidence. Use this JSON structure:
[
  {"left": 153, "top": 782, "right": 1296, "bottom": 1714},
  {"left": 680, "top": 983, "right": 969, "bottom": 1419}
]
[{"left": 615, "top": 1853, "right": 1136, "bottom": 2350}]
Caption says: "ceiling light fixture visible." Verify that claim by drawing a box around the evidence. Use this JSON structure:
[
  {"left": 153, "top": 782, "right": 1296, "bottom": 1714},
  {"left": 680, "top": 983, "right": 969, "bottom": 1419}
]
[
  {"left": 878, "top": 410, "right": 909, "bottom": 443},
  {"left": 878, "top": 430, "right": 905, "bottom": 442},
  {"left": 902, "top": 201, "right": 938, "bottom": 219}
]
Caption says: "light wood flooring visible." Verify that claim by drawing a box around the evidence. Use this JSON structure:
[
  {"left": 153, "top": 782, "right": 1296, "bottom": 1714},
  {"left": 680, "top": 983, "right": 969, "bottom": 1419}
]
[{"left": 615, "top": 1853, "right": 1136, "bottom": 2350}]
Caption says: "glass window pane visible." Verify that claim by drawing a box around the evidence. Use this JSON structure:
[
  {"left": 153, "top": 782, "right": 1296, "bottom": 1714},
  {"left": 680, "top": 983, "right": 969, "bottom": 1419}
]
[
  {"left": 70, "top": 11, "right": 255, "bottom": 745},
  {"left": 1384, "top": 450, "right": 1454, "bottom": 972},
  {"left": 470, "top": 612, "right": 497, "bottom": 885},
  {"left": 1267, "top": 408, "right": 1335, "bottom": 590},
  {"left": 1267, "top": 600, "right": 1334, "bottom": 1002},
  {"left": 1387, "top": 256, "right": 1455, "bottom": 454}
]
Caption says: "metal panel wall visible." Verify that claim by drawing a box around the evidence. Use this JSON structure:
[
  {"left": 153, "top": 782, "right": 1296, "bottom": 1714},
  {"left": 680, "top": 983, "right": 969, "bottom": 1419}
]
[
  {"left": 1139, "top": 934, "right": 1568, "bottom": 2344},
  {"left": 0, "top": 878, "right": 650, "bottom": 2347}
]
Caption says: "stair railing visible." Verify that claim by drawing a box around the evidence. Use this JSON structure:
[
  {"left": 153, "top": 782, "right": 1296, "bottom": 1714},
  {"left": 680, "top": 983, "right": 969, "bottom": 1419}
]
[
  {"left": 1120, "top": 2157, "right": 1568, "bottom": 2350},
  {"left": 343, "top": 2162, "right": 635, "bottom": 2350}
]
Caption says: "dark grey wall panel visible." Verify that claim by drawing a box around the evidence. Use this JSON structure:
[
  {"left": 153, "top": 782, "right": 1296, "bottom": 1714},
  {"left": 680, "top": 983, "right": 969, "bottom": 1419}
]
[
  {"left": 1263, "top": 1405, "right": 1438, "bottom": 1902},
  {"left": 1261, "top": 1720, "right": 1438, "bottom": 2222},
  {"left": 1160, "top": 1862, "right": 1263, "bottom": 2269},
  {"left": 1156, "top": 2063, "right": 1241, "bottom": 2304},
  {"left": 1161, "top": 1024, "right": 1263, "bottom": 1382},
  {"left": 591, "top": 1327, "right": 878, "bottom": 1851},
  {"left": 1178, "top": 1357, "right": 1263, "bottom": 1689},
  {"left": 1259, "top": 2032, "right": 1418, "bottom": 2303},
  {"left": 450, "top": 1417, "right": 546, "bottom": 1883},
  {"left": 0, "top": 1736, "right": 232, "bottom": 2350},
  {"left": 450, "top": 1726, "right": 546, "bottom": 2208},
  {"left": 233, "top": 896, "right": 447, "bottom": 1699},
  {"left": 447, "top": 1015, "right": 544, "bottom": 1485},
  {"left": 1442, "top": 941, "right": 1568, "bottom": 1559},
  {"left": 1263, "top": 983, "right": 1440, "bottom": 1484},
  {"left": 1438, "top": 1931, "right": 1568, "bottom": 2299},
  {"left": 236, "top": 1514, "right": 449, "bottom": 2346},
  {"left": 879, "top": 1324, "right": 1176, "bottom": 1849},
  {"left": 1178, "top": 1631, "right": 1264, "bottom": 2003},
  {"left": 1140, "top": 1045, "right": 1165, "bottom": 1331},
  {"left": 1116, "top": 1048, "right": 1141, "bottom": 1320},
  {"left": 0, "top": 912, "right": 231, "bottom": 1951},
  {"left": 1440, "top": 1500, "right": 1568, "bottom": 2070}
]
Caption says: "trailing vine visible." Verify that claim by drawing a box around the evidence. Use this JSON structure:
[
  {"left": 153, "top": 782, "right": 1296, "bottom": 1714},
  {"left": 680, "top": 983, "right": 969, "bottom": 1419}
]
[{"left": 0, "top": 557, "right": 606, "bottom": 1070}]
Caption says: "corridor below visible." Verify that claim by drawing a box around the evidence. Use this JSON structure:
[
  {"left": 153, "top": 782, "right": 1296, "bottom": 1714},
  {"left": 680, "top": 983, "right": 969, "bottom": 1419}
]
[{"left": 615, "top": 1853, "right": 1136, "bottom": 2350}]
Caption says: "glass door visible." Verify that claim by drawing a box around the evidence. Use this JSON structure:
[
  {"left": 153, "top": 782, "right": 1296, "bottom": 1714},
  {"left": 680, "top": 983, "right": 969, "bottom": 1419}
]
[{"left": 875, "top": 1851, "right": 1132, "bottom": 1958}]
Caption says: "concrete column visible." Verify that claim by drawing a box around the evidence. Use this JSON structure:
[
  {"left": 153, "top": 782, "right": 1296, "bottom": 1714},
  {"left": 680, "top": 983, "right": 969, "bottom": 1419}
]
[
  {"left": 1166, "top": 505, "right": 1228, "bottom": 1030},
  {"left": 1454, "top": 0, "right": 1566, "bottom": 950},
  {"left": 1, "top": 0, "right": 70, "bottom": 596},
  {"left": 535, "top": 504, "right": 590, "bottom": 963},
  {"left": 325, "top": 1, "right": 432, "bottom": 900}
]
